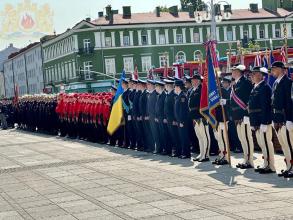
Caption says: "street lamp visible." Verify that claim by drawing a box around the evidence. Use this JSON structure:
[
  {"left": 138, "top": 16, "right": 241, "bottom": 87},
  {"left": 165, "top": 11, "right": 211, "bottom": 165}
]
[{"left": 195, "top": 0, "right": 232, "bottom": 41}]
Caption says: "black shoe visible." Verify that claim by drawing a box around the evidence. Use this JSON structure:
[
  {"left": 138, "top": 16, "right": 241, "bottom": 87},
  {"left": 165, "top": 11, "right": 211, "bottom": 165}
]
[
  {"left": 278, "top": 169, "right": 288, "bottom": 177},
  {"left": 259, "top": 168, "right": 276, "bottom": 174},
  {"left": 198, "top": 158, "right": 210, "bottom": 162},
  {"left": 217, "top": 159, "right": 229, "bottom": 165},
  {"left": 284, "top": 171, "right": 293, "bottom": 178},
  {"left": 236, "top": 163, "right": 243, "bottom": 168},
  {"left": 212, "top": 158, "right": 220, "bottom": 164},
  {"left": 240, "top": 163, "right": 253, "bottom": 169},
  {"left": 193, "top": 157, "right": 200, "bottom": 162},
  {"left": 254, "top": 166, "right": 265, "bottom": 173}
]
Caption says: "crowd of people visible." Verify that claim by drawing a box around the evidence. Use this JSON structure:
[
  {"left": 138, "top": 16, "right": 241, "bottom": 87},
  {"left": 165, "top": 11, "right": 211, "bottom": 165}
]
[{"left": 0, "top": 61, "right": 292, "bottom": 178}]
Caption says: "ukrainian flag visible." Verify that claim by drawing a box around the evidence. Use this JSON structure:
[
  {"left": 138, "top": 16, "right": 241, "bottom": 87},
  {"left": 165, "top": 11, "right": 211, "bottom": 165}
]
[{"left": 107, "top": 70, "right": 126, "bottom": 135}]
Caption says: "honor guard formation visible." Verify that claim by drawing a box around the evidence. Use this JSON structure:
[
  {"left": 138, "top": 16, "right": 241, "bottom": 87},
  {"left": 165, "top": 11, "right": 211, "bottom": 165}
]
[{"left": 0, "top": 61, "right": 292, "bottom": 178}]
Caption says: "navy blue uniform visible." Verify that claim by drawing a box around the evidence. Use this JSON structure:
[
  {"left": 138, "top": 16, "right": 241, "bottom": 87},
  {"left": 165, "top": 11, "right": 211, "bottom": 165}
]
[
  {"left": 164, "top": 90, "right": 177, "bottom": 155},
  {"left": 147, "top": 90, "right": 158, "bottom": 152},
  {"left": 133, "top": 90, "right": 142, "bottom": 149},
  {"left": 139, "top": 89, "right": 149, "bottom": 151},
  {"left": 155, "top": 91, "right": 167, "bottom": 153},
  {"left": 230, "top": 76, "right": 253, "bottom": 121},
  {"left": 271, "top": 76, "right": 293, "bottom": 124},
  {"left": 128, "top": 89, "right": 136, "bottom": 148},
  {"left": 248, "top": 81, "right": 272, "bottom": 128},
  {"left": 175, "top": 91, "right": 190, "bottom": 157}
]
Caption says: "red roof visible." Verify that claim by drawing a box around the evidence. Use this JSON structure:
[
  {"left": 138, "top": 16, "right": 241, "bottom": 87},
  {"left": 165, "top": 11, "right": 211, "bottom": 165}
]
[{"left": 92, "top": 9, "right": 287, "bottom": 26}]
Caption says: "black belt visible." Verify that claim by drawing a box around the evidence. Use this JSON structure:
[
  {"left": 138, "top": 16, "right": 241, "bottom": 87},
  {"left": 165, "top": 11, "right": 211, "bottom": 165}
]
[
  {"left": 273, "top": 109, "right": 285, "bottom": 114},
  {"left": 248, "top": 109, "right": 261, "bottom": 114},
  {"left": 189, "top": 107, "right": 199, "bottom": 111}
]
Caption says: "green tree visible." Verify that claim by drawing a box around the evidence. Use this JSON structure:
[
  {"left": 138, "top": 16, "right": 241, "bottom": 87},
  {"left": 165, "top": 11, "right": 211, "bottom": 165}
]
[
  {"left": 154, "top": 6, "right": 170, "bottom": 12},
  {"left": 180, "top": 0, "right": 204, "bottom": 12}
]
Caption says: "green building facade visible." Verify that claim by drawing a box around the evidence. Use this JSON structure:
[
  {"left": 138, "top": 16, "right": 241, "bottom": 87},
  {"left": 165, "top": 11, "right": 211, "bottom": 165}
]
[{"left": 41, "top": 1, "right": 293, "bottom": 93}]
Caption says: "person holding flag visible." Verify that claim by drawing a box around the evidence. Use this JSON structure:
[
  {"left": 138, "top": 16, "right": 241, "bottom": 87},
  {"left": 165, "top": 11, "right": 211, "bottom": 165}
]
[
  {"left": 107, "top": 70, "right": 127, "bottom": 136},
  {"left": 197, "top": 41, "right": 221, "bottom": 163}
]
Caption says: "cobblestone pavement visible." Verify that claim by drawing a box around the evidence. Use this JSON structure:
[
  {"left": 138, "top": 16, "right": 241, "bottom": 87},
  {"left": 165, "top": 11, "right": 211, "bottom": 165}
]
[{"left": 0, "top": 129, "right": 292, "bottom": 220}]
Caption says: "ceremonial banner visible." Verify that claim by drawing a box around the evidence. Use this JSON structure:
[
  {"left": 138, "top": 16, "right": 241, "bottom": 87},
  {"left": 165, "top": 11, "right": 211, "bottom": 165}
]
[
  {"left": 263, "top": 50, "right": 276, "bottom": 87},
  {"left": 254, "top": 53, "right": 262, "bottom": 67},
  {"left": 107, "top": 70, "right": 125, "bottom": 135},
  {"left": 132, "top": 64, "right": 139, "bottom": 80},
  {"left": 200, "top": 41, "right": 220, "bottom": 128}
]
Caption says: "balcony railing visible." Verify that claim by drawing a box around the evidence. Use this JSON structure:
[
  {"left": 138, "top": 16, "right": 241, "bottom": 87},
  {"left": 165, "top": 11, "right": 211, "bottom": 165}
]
[{"left": 78, "top": 47, "right": 94, "bottom": 55}]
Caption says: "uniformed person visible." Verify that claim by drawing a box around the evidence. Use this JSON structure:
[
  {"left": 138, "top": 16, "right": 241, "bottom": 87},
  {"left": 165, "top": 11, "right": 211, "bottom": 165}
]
[
  {"left": 163, "top": 79, "right": 177, "bottom": 156},
  {"left": 139, "top": 80, "right": 151, "bottom": 151},
  {"left": 147, "top": 79, "right": 158, "bottom": 153},
  {"left": 133, "top": 79, "right": 143, "bottom": 150},
  {"left": 128, "top": 79, "right": 138, "bottom": 149},
  {"left": 121, "top": 79, "right": 130, "bottom": 148},
  {"left": 213, "top": 77, "right": 231, "bottom": 166},
  {"left": 248, "top": 67, "right": 276, "bottom": 174},
  {"left": 230, "top": 64, "right": 254, "bottom": 169},
  {"left": 270, "top": 61, "right": 293, "bottom": 178},
  {"left": 154, "top": 80, "right": 167, "bottom": 154},
  {"left": 191, "top": 74, "right": 210, "bottom": 162},
  {"left": 174, "top": 80, "right": 190, "bottom": 159}
]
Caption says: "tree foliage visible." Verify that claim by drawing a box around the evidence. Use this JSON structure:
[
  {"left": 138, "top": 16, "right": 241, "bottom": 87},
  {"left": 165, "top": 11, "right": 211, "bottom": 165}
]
[{"left": 180, "top": 0, "right": 204, "bottom": 11}]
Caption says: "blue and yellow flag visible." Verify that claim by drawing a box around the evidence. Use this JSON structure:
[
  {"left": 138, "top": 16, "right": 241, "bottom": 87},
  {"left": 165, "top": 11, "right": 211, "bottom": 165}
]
[{"left": 107, "top": 70, "right": 126, "bottom": 135}]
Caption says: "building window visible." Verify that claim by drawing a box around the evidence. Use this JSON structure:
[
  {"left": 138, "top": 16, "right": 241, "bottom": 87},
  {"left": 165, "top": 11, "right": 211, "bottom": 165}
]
[
  {"left": 83, "top": 39, "right": 91, "bottom": 49},
  {"left": 227, "top": 31, "right": 233, "bottom": 41},
  {"left": 194, "top": 50, "right": 203, "bottom": 61},
  {"left": 291, "top": 28, "right": 293, "bottom": 38},
  {"left": 259, "top": 29, "right": 264, "bottom": 39},
  {"left": 159, "top": 34, "right": 166, "bottom": 45},
  {"left": 243, "top": 30, "right": 249, "bottom": 38},
  {"left": 141, "top": 56, "right": 152, "bottom": 72},
  {"left": 105, "top": 58, "right": 116, "bottom": 75},
  {"left": 123, "top": 36, "right": 130, "bottom": 46},
  {"left": 83, "top": 61, "right": 93, "bottom": 80},
  {"left": 159, "top": 55, "right": 169, "bottom": 68},
  {"left": 68, "top": 63, "right": 73, "bottom": 79},
  {"left": 141, "top": 35, "right": 148, "bottom": 45},
  {"left": 275, "top": 29, "right": 281, "bottom": 38},
  {"left": 105, "top": 37, "right": 112, "bottom": 47},
  {"left": 193, "top": 33, "right": 200, "bottom": 43},
  {"left": 176, "top": 51, "right": 186, "bottom": 63},
  {"left": 123, "top": 57, "right": 133, "bottom": 73},
  {"left": 176, "top": 34, "right": 183, "bottom": 44}
]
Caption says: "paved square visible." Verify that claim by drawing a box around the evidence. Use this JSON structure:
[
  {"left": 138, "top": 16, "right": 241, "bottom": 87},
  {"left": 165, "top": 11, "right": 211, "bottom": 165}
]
[{"left": 0, "top": 129, "right": 292, "bottom": 220}]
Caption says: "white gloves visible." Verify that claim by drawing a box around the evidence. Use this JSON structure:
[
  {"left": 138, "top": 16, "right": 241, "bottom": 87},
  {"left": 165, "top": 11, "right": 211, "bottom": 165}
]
[
  {"left": 220, "top": 99, "right": 227, "bottom": 106},
  {"left": 243, "top": 116, "right": 250, "bottom": 125},
  {"left": 127, "top": 115, "right": 132, "bottom": 121},
  {"left": 286, "top": 121, "right": 293, "bottom": 131},
  {"left": 260, "top": 124, "right": 268, "bottom": 133}
]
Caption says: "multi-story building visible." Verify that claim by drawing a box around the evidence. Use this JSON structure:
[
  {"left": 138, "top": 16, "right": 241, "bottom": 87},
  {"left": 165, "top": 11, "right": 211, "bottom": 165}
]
[
  {"left": 0, "top": 44, "right": 19, "bottom": 97},
  {"left": 3, "top": 42, "right": 44, "bottom": 98},
  {"left": 42, "top": 0, "right": 293, "bottom": 93}
]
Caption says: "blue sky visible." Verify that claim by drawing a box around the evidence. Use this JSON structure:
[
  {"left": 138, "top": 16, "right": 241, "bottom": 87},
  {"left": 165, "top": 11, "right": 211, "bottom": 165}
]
[{"left": 0, "top": 0, "right": 262, "bottom": 49}]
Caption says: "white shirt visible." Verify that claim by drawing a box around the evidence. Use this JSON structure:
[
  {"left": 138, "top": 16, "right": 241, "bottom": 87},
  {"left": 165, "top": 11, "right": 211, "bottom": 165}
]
[
  {"left": 234, "top": 76, "right": 243, "bottom": 84},
  {"left": 254, "top": 80, "right": 264, "bottom": 89},
  {"left": 275, "top": 74, "right": 286, "bottom": 84}
]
